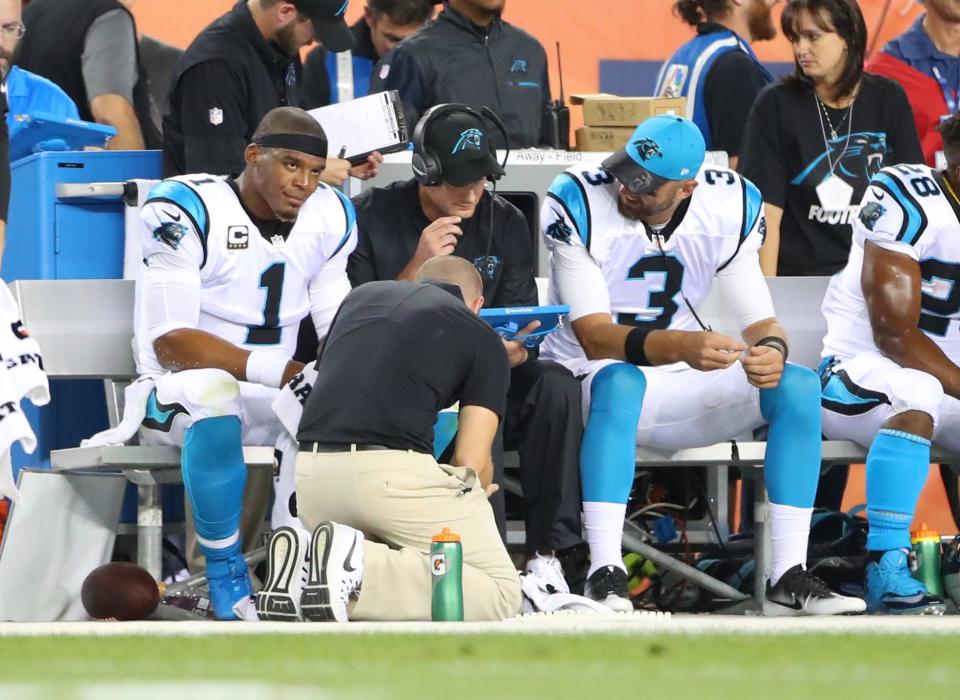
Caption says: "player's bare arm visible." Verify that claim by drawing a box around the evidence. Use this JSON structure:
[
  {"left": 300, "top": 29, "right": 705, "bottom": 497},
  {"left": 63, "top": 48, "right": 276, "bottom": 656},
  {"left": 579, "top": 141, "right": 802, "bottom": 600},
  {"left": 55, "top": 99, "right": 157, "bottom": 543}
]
[
  {"left": 863, "top": 240, "right": 960, "bottom": 400},
  {"left": 572, "top": 312, "right": 745, "bottom": 370},
  {"left": 154, "top": 328, "right": 304, "bottom": 387}
]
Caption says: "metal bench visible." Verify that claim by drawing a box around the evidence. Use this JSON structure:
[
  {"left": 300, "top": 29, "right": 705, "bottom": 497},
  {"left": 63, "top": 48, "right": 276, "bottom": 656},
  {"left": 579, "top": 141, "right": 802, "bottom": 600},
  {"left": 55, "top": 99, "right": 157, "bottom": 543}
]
[
  {"left": 626, "top": 276, "right": 960, "bottom": 610},
  {"left": 10, "top": 279, "right": 274, "bottom": 579}
]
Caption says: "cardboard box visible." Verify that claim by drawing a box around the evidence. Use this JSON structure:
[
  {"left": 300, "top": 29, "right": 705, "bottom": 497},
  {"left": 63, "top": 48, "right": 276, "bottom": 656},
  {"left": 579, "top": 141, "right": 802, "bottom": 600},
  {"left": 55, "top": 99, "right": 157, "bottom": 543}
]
[
  {"left": 571, "top": 94, "right": 687, "bottom": 127},
  {"left": 575, "top": 126, "right": 635, "bottom": 152}
]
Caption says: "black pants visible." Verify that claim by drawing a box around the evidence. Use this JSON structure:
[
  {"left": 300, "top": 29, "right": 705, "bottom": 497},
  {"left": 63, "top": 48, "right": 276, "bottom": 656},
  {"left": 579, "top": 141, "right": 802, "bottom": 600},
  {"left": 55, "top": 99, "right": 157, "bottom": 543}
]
[{"left": 489, "top": 358, "right": 583, "bottom": 553}]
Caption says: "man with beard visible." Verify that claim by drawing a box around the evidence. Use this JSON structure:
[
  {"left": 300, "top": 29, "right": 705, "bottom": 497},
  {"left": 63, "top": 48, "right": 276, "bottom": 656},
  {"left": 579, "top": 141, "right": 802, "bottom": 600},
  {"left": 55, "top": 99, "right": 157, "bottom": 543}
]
[
  {"left": 655, "top": 0, "right": 780, "bottom": 167},
  {"left": 163, "top": 0, "right": 379, "bottom": 182},
  {"left": 539, "top": 114, "right": 865, "bottom": 615},
  {"left": 867, "top": 0, "right": 960, "bottom": 168},
  {"left": 16, "top": 0, "right": 158, "bottom": 150},
  {"left": 0, "top": 0, "right": 80, "bottom": 140}
]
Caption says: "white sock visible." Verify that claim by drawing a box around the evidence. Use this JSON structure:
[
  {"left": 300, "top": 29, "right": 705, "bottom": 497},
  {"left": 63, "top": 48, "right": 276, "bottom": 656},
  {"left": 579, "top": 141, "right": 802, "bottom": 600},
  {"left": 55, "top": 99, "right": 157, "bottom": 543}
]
[
  {"left": 768, "top": 502, "right": 813, "bottom": 585},
  {"left": 583, "top": 501, "right": 627, "bottom": 577}
]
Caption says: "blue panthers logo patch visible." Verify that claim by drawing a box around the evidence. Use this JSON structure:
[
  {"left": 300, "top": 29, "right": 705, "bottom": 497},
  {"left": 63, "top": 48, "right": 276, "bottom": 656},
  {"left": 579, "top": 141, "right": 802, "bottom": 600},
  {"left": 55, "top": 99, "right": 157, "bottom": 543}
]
[
  {"left": 858, "top": 201, "right": 886, "bottom": 231},
  {"left": 451, "top": 128, "right": 483, "bottom": 155},
  {"left": 633, "top": 138, "right": 663, "bottom": 161},
  {"left": 545, "top": 215, "right": 572, "bottom": 244},
  {"left": 510, "top": 59, "right": 528, "bottom": 74},
  {"left": 153, "top": 221, "right": 188, "bottom": 250},
  {"left": 473, "top": 255, "right": 501, "bottom": 281}
]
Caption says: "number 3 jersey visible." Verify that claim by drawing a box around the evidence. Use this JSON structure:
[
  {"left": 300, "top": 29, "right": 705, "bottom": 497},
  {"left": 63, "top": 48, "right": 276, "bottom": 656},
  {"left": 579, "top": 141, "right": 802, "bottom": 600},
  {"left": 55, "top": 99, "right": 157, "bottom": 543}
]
[
  {"left": 539, "top": 163, "right": 773, "bottom": 372},
  {"left": 822, "top": 164, "right": 960, "bottom": 364},
  {"left": 134, "top": 175, "right": 357, "bottom": 378}
]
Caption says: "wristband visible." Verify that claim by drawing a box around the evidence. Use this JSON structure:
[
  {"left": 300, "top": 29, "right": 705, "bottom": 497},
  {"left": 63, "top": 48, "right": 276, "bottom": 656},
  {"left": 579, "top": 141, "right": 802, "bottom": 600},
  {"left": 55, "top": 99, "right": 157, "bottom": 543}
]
[
  {"left": 755, "top": 336, "right": 789, "bottom": 362},
  {"left": 245, "top": 350, "right": 287, "bottom": 388},
  {"left": 624, "top": 327, "right": 653, "bottom": 366}
]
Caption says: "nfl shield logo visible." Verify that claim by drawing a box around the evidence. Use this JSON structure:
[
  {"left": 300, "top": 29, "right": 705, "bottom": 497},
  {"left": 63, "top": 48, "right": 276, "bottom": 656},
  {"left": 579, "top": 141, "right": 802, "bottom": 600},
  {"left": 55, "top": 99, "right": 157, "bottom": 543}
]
[{"left": 209, "top": 107, "right": 224, "bottom": 126}]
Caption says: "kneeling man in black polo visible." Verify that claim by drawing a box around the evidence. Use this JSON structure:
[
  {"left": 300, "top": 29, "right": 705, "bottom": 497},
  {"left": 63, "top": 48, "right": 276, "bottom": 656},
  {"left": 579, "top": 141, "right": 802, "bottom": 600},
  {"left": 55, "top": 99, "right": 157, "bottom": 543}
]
[{"left": 291, "top": 256, "right": 521, "bottom": 621}]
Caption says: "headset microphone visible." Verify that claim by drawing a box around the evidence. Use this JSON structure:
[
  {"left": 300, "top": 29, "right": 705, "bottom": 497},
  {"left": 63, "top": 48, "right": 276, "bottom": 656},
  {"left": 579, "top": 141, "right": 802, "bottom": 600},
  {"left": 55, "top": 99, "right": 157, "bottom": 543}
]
[{"left": 479, "top": 106, "right": 510, "bottom": 276}]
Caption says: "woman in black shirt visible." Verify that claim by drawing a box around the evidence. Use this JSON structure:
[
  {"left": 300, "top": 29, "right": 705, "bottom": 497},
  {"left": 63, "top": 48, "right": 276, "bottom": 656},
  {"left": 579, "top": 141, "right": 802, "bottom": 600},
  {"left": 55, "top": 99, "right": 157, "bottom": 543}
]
[{"left": 738, "top": 0, "right": 922, "bottom": 276}]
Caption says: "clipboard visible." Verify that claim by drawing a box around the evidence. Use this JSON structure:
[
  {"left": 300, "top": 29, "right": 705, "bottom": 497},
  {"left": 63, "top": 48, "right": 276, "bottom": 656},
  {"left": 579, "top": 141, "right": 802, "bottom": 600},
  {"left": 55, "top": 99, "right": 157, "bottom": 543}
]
[{"left": 308, "top": 90, "right": 409, "bottom": 165}]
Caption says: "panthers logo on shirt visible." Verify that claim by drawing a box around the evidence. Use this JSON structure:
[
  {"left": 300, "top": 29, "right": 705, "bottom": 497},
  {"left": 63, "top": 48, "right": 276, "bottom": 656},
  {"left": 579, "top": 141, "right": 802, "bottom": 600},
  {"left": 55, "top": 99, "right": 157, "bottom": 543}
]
[
  {"left": 545, "top": 215, "right": 572, "bottom": 244},
  {"left": 153, "top": 221, "right": 188, "bottom": 250},
  {"left": 858, "top": 201, "right": 886, "bottom": 231}
]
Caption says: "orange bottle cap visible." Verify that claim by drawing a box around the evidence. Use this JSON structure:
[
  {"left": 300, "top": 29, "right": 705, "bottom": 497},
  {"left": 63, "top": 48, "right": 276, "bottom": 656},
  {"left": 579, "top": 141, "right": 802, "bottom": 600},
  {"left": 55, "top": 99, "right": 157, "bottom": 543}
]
[
  {"left": 432, "top": 527, "right": 461, "bottom": 543},
  {"left": 910, "top": 523, "right": 940, "bottom": 541}
]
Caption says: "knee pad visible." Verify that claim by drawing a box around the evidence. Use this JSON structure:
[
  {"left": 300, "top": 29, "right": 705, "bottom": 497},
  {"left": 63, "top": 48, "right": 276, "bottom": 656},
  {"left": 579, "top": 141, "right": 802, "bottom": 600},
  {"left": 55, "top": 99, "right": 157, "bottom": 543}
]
[
  {"left": 590, "top": 362, "right": 647, "bottom": 414},
  {"left": 888, "top": 369, "right": 943, "bottom": 425},
  {"left": 156, "top": 368, "right": 241, "bottom": 423},
  {"left": 760, "top": 363, "right": 820, "bottom": 423},
  {"left": 581, "top": 363, "right": 647, "bottom": 504}
]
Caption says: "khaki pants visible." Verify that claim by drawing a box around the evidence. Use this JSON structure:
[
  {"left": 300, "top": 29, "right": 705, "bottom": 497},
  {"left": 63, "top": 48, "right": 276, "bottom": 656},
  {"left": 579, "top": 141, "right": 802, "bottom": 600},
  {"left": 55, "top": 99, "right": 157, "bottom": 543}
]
[{"left": 295, "top": 448, "right": 521, "bottom": 621}]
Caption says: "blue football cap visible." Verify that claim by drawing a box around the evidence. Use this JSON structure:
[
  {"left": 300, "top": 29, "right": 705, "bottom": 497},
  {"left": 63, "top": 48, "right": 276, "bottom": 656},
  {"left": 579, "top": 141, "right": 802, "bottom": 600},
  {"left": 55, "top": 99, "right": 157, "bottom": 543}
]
[{"left": 602, "top": 115, "right": 706, "bottom": 194}]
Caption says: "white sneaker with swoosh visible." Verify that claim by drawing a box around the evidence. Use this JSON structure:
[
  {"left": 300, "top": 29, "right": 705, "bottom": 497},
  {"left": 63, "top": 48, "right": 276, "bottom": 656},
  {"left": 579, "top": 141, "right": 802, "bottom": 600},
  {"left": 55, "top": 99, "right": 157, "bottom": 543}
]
[
  {"left": 255, "top": 525, "right": 310, "bottom": 622},
  {"left": 301, "top": 521, "right": 365, "bottom": 622}
]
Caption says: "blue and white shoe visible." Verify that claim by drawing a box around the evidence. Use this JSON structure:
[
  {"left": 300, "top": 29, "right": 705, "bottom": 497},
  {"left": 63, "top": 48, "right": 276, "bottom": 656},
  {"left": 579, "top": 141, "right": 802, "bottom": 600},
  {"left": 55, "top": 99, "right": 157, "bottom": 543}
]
[
  {"left": 865, "top": 549, "right": 946, "bottom": 615},
  {"left": 206, "top": 553, "right": 254, "bottom": 620}
]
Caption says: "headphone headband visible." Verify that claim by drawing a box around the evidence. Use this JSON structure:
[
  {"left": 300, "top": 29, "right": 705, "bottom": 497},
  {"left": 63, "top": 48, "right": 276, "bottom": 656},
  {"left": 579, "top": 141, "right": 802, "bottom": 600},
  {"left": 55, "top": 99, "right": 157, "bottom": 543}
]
[{"left": 411, "top": 103, "right": 509, "bottom": 186}]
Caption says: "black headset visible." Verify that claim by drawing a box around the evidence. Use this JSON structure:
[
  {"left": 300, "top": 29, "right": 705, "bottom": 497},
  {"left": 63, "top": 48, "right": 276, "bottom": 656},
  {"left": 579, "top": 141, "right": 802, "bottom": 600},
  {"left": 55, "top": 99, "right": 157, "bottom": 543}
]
[{"left": 411, "top": 103, "right": 510, "bottom": 186}]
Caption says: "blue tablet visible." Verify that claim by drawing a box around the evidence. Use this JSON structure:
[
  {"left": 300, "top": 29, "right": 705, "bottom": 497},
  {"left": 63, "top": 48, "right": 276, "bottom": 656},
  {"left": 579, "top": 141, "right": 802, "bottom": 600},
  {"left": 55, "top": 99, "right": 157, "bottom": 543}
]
[
  {"left": 9, "top": 111, "right": 117, "bottom": 162},
  {"left": 480, "top": 304, "right": 570, "bottom": 348}
]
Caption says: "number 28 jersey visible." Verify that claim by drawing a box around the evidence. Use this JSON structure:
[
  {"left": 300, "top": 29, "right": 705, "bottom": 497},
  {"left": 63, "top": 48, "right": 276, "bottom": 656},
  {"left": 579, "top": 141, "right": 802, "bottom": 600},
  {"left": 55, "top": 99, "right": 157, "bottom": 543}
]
[
  {"left": 539, "top": 163, "right": 771, "bottom": 372},
  {"left": 134, "top": 175, "right": 356, "bottom": 377},
  {"left": 822, "top": 164, "right": 960, "bottom": 363}
]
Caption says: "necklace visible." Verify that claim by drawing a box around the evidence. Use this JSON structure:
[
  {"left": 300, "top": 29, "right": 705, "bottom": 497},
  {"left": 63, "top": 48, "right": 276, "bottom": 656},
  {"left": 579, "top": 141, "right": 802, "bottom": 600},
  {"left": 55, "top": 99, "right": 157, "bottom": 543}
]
[{"left": 816, "top": 95, "right": 851, "bottom": 140}]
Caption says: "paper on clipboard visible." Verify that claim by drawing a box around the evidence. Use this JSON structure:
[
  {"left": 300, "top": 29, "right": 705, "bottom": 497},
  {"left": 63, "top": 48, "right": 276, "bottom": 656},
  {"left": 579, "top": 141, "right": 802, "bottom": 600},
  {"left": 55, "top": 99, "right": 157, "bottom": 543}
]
[{"left": 308, "top": 90, "right": 409, "bottom": 164}]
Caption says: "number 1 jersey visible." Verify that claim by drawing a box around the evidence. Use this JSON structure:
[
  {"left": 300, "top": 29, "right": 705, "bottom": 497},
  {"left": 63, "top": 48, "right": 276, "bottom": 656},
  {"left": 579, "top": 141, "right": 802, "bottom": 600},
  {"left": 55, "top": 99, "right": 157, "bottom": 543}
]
[
  {"left": 822, "top": 164, "right": 960, "bottom": 363},
  {"left": 539, "top": 163, "right": 769, "bottom": 372},
  {"left": 134, "top": 175, "right": 356, "bottom": 378}
]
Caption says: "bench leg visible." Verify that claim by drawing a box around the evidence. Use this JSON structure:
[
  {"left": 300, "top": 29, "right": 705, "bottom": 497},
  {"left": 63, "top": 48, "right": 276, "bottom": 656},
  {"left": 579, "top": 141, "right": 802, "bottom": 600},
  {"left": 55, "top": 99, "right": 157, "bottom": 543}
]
[
  {"left": 752, "top": 468, "right": 769, "bottom": 607},
  {"left": 137, "top": 483, "right": 163, "bottom": 580}
]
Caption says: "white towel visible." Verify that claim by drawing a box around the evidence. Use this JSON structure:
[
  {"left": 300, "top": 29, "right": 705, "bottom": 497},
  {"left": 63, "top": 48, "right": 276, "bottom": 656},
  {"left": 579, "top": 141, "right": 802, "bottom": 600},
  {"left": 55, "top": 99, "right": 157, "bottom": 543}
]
[
  {"left": 269, "top": 365, "right": 317, "bottom": 530},
  {"left": 81, "top": 376, "right": 156, "bottom": 447},
  {"left": 0, "top": 282, "right": 48, "bottom": 407},
  {"left": 519, "top": 571, "right": 611, "bottom": 614},
  {"left": 0, "top": 374, "right": 38, "bottom": 503}
]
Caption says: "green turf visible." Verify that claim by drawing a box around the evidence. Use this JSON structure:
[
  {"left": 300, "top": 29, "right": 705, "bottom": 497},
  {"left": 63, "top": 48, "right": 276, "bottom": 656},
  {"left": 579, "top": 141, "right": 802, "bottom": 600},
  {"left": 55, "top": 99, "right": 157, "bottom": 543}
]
[{"left": 0, "top": 633, "right": 953, "bottom": 699}]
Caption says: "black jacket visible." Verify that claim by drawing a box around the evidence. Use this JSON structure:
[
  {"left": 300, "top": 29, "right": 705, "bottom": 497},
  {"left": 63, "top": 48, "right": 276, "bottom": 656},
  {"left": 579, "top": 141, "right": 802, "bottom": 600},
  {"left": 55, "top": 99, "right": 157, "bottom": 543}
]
[
  {"left": 162, "top": 1, "right": 301, "bottom": 177},
  {"left": 369, "top": 2, "right": 550, "bottom": 149},
  {"left": 17, "top": 0, "right": 160, "bottom": 149}
]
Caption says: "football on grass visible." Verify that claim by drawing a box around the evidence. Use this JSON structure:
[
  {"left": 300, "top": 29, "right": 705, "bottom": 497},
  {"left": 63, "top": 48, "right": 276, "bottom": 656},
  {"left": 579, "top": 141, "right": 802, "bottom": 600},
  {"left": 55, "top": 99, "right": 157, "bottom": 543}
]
[{"left": 81, "top": 562, "right": 161, "bottom": 621}]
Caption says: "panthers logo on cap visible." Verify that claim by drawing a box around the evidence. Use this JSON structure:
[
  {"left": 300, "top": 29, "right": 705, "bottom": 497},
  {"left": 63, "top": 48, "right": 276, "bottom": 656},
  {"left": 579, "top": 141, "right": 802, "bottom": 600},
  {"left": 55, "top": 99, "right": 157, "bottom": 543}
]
[
  {"left": 153, "top": 221, "right": 188, "bottom": 250},
  {"left": 633, "top": 138, "right": 663, "bottom": 162},
  {"left": 451, "top": 128, "right": 483, "bottom": 155}
]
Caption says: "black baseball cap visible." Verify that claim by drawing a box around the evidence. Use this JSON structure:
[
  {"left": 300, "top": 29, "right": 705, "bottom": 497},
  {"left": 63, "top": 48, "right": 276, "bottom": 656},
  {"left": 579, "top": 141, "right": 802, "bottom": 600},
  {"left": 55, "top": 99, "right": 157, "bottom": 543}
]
[
  {"left": 426, "top": 111, "right": 504, "bottom": 187},
  {"left": 291, "top": 0, "right": 354, "bottom": 52}
]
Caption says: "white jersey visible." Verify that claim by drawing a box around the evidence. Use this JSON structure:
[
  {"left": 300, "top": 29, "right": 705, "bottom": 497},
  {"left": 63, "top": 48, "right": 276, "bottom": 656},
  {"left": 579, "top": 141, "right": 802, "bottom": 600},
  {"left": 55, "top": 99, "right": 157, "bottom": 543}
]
[
  {"left": 539, "top": 163, "right": 773, "bottom": 372},
  {"left": 134, "top": 175, "right": 356, "bottom": 377},
  {"left": 822, "top": 164, "right": 960, "bottom": 363}
]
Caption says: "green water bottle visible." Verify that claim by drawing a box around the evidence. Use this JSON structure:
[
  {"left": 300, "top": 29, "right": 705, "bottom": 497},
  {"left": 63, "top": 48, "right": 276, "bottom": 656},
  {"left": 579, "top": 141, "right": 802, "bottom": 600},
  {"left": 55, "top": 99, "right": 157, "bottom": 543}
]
[
  {"left": 431, "top": 528, "right": 463, "bottom": 621},
  {"left": 910, "top": 523, "right": 943, "bottom": 597}
]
